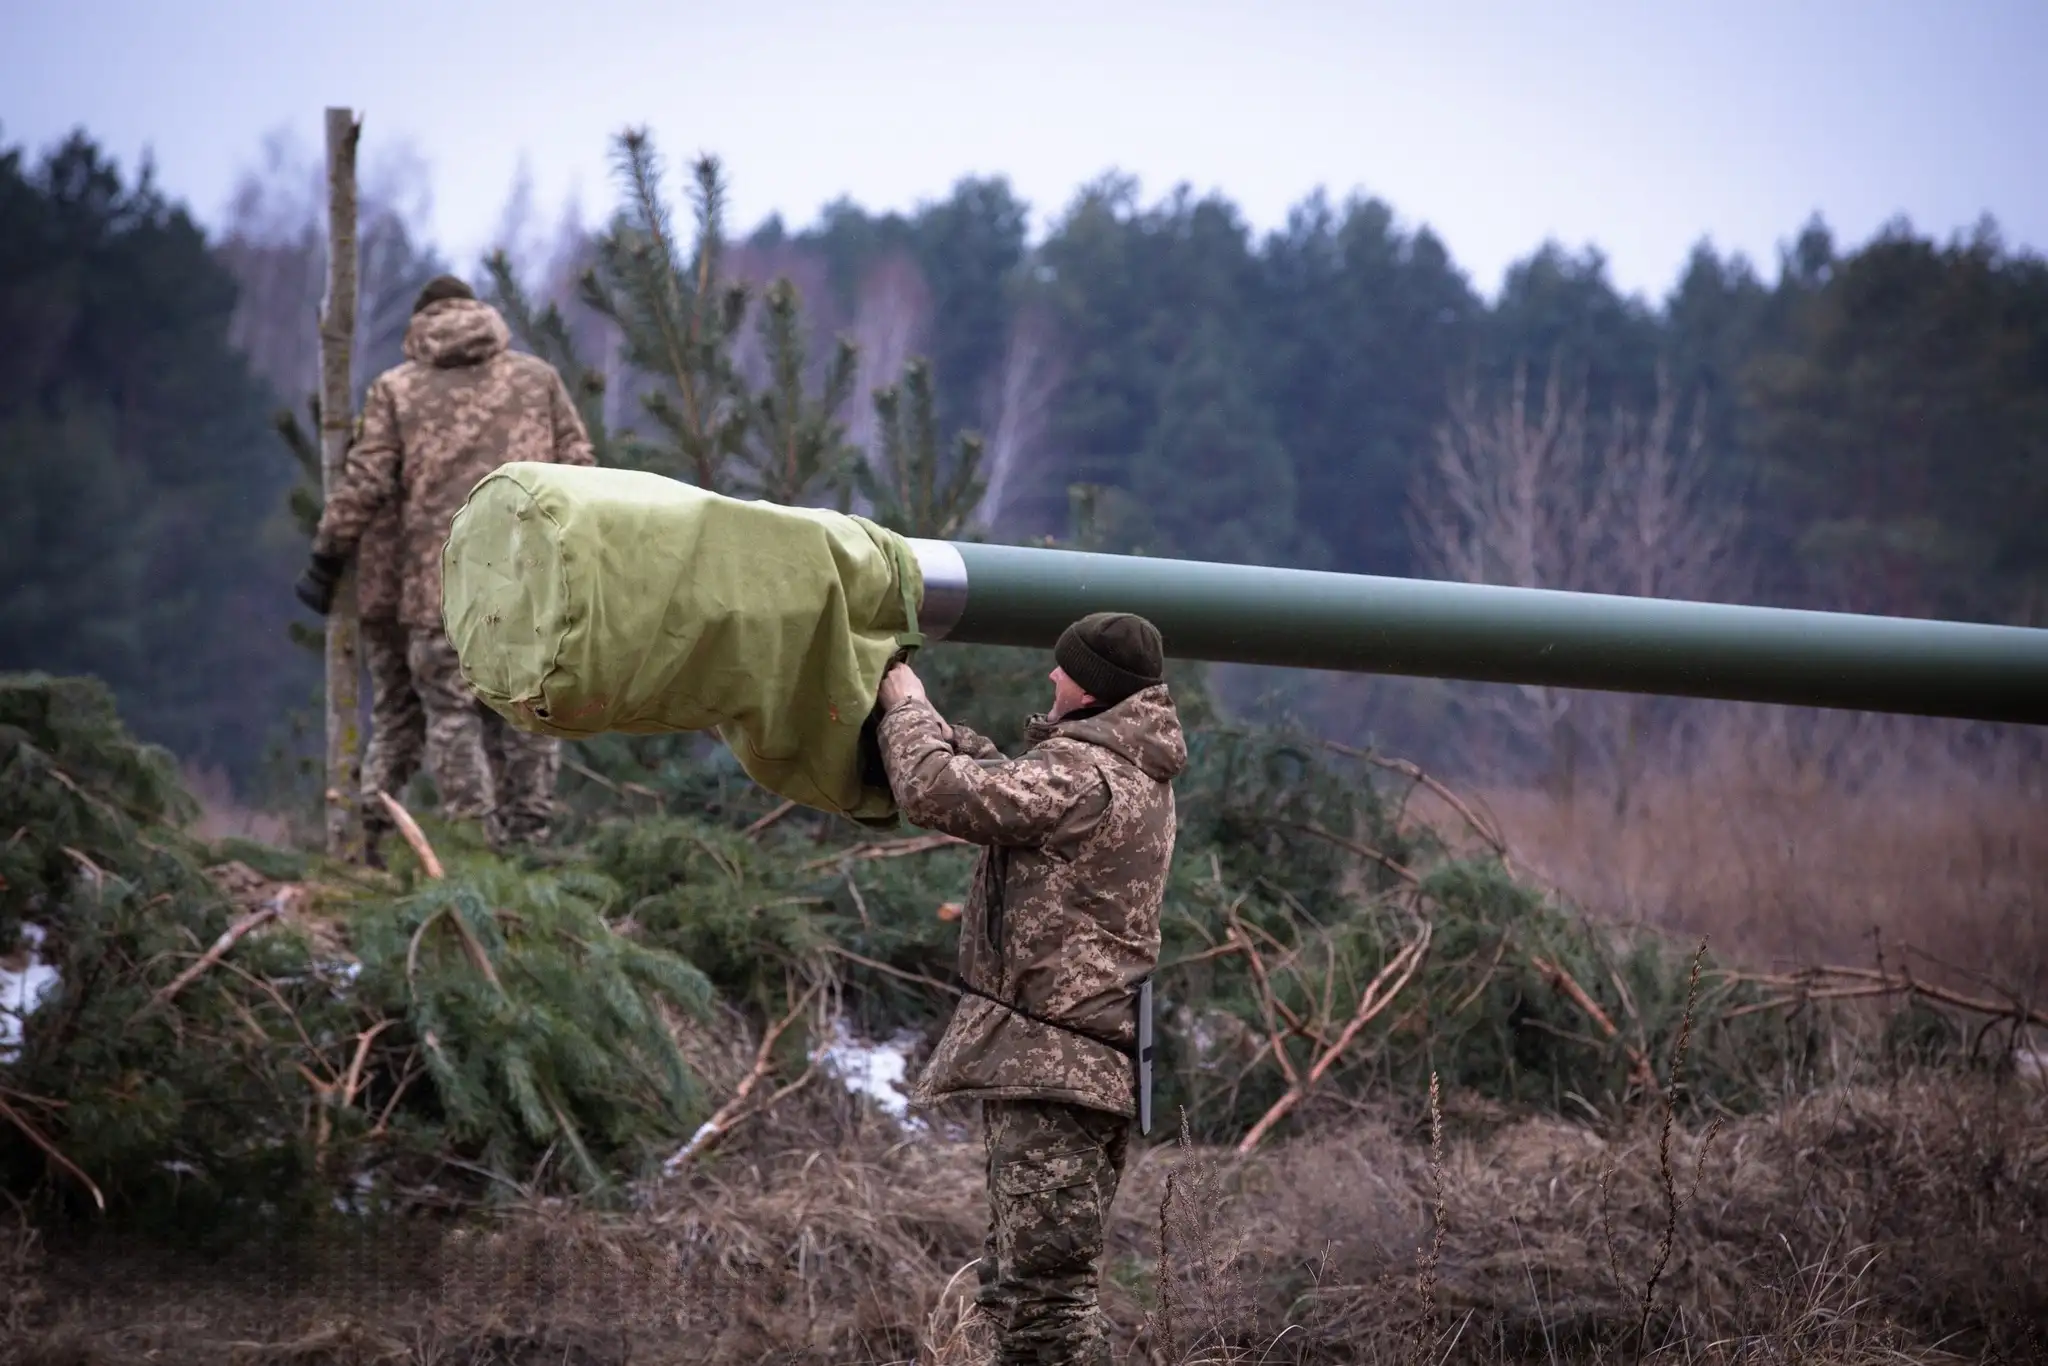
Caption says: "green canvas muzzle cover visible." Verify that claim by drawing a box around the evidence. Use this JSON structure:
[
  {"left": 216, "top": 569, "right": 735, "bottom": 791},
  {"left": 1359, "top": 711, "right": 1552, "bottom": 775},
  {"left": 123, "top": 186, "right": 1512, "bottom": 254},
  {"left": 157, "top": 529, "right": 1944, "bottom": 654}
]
[{"left": 440, "top": 461, "right": 923, "bottom": 824}]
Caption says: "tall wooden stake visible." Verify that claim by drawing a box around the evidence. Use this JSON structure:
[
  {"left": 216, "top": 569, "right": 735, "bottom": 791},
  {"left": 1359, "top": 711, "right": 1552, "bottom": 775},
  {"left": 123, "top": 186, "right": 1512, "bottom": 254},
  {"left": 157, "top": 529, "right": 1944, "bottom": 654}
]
[{"left": 321, "top": 107, "right": 365, "bottom": 862}]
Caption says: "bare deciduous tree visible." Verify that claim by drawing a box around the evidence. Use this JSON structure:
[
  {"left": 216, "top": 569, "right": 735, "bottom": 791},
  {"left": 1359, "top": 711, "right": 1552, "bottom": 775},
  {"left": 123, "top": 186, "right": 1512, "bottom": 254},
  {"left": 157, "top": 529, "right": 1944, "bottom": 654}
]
[
  {"left": 844, "top": 253, "right": 931, "bottom": 460},
  {"left": 217, "top": 126, "right": 446, "bottom": 408},
  {"left": 488, "top": 156, "right": 548, "bottom": 292},
  {"left": 1409, "top": 355, "right": 1744, "bottom": 801},
  {"left": 1409, "top": 358, "right": 1590, "bottom": 788},
  {"left": 977, "top": 303, "right": 1063, "bottom": 534},
  {"left": 218, "top": 131, "right": 325, "bottom": 404}
]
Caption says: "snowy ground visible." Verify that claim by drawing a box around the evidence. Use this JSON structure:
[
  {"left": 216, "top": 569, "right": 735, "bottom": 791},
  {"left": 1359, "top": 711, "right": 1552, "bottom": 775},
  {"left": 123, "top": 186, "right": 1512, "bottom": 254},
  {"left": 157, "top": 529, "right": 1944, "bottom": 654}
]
[
  {"left": 664, "top": 1018, "right": 924, "bottom": 1172},
  {"left": 816, "top": 1017, "right": 921, "bottom": 1121}
]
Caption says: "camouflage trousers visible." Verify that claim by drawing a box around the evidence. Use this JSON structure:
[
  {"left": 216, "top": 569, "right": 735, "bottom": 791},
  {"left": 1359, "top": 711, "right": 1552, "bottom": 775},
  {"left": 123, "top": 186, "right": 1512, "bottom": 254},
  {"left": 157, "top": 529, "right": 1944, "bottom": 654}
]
[
  {"left": 403, "top": 625, "right": 562, "bottom": 848},
  {"left": 977, "top": 1099, "right": 1131, "bottom": 1366},
  {"left": 360, "top": 620, "right": 425, "bottom": 847}
]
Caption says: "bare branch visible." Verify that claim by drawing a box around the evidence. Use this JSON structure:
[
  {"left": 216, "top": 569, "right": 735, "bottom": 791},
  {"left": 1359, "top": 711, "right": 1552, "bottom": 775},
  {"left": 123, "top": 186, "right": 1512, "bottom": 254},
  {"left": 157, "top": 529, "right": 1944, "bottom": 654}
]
[
  {"left": 662, "top": 982, "right": 823, "bottom": 1171},
  {"left": 132, "top": 903, "right": 283, "bottom": 1021}
]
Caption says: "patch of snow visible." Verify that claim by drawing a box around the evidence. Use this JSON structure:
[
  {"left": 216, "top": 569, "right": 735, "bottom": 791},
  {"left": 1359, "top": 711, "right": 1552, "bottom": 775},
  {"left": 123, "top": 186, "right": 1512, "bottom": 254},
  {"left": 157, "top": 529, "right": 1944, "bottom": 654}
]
[
  {"left": 660, "top": 1019, "right": 929, "bottom": 1175},
  {"left": 1, "top": 923, "right": 60, "bottom": 1063},
  {"left": 815, "top": 1017, "right": 921, "bottom": 1121},
  {"left": 332, "top": 1171, "right": 378, "bottom": 1216}
]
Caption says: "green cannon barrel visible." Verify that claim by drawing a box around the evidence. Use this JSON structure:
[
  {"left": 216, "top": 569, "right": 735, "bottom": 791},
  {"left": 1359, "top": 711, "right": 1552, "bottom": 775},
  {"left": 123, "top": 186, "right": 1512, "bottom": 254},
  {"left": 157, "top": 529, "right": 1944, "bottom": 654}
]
[{"left": 906, "top": 540, "right": 2048, "bottom": 727}]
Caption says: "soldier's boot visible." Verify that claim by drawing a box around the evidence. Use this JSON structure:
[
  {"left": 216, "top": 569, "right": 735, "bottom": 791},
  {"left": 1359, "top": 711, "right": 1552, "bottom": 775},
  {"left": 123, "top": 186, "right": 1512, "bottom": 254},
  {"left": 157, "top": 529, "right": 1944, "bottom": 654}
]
[
  {"left": 406, "top": 627, "right": 498, "bottom": 836},
  {"left": 983, "top": 1100, "right": 1130, "bottom": 1366}
]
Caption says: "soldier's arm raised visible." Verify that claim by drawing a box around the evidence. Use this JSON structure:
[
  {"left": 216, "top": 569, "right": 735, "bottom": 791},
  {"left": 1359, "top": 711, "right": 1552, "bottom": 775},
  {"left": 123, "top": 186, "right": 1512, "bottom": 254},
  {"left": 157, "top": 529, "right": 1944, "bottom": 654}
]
[
  {"left": 312, "top": 378, "right": 403, "bottom": 560},
  {"left": 945, "top": 723, "right": 1005, "bottom": 761},
  {"left": 878, "top": 697, "right": 1103, "bottom": 844}
]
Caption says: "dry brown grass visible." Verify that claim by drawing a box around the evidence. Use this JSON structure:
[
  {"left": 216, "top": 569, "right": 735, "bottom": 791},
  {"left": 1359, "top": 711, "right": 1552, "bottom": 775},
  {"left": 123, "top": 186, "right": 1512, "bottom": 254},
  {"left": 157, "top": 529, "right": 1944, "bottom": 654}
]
[
  {"left": 1438, "top": 728, "right": 2048, "bottom": 1008},
  {"left": 10, "top": 1066, "right": 2044, "bottom": 1366}
]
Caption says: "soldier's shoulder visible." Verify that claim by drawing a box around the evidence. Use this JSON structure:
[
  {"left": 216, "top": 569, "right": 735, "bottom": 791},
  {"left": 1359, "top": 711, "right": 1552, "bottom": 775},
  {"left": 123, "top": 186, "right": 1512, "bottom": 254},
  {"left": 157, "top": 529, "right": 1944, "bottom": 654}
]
[
  {"left": 1025, "top": 736, "right": 1117, "bottom": 779},
  {"left": 497, "top": 350, "right": 568, "bottom": 385},
  {"left": 370, "top": 358, "right": 429, "bottom": 396}
]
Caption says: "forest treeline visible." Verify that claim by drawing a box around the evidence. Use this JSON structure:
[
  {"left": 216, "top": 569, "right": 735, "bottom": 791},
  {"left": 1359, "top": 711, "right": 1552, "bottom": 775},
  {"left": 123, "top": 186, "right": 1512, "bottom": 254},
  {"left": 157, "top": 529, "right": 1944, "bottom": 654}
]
[{"left": 3, "top": 123, "right": 2043, "bottom": 789}]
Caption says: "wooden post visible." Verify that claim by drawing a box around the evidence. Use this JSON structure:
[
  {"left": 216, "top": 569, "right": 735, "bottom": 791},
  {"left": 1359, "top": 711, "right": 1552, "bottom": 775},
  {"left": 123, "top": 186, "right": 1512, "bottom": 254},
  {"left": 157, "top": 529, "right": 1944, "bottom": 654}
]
[{"left": 320, "top": 107, "right": 365, "bottom": 862}]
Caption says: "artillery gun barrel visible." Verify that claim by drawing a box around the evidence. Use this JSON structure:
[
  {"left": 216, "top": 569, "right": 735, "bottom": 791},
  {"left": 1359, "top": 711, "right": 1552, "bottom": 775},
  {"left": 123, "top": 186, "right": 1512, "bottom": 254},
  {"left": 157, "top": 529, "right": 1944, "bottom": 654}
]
[{"left": 908, "top": 540, "right": 2048, "bottom": 726}]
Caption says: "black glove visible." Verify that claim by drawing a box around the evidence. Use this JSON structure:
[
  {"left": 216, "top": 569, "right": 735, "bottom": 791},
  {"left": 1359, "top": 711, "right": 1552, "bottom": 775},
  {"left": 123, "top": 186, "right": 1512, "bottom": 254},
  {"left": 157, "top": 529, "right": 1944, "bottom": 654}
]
[{"left": 295, "top": 552, "right": 348, "bottom": 616}]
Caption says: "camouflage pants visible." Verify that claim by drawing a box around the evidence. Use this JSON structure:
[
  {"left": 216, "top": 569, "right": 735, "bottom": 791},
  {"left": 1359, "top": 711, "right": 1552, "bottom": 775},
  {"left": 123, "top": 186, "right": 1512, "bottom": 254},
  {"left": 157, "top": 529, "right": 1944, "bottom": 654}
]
[
  {"left": 360, "top": 619, "right": 425, "bottom": 845},
  {"left": 406, "top": 625, "right": 562, "bottom": 847},
  {"left": 977, "top": 1099, "right": 1131, "bottom": 1366}
]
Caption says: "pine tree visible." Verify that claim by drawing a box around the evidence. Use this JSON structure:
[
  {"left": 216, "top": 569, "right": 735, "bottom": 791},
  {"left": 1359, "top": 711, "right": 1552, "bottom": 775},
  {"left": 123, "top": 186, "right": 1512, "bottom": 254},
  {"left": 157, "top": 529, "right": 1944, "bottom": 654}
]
[
  {"left": 1129, "top": 316, "right": 1302, "bottom": 566},
  {"left": 492, "top": 129, "right": 863, "bottom": 512},
  {"left": 730, "top": 279, "right": 861, "bottom": 507},
  {"left": 856, "top": 358, "right": 987, "bottom": 539},
  {"left": 0, "top": 130, "right": 312, "bottom": 785},
  {"left": 575, "top": 133, "right": 752, "bottom": 490}
]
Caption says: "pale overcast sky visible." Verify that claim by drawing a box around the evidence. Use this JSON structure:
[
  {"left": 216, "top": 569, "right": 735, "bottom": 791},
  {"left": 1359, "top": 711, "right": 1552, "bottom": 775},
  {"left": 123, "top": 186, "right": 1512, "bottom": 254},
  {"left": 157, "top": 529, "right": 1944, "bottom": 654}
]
[{"left": 6, "top": 0, "right": 2044, "bottom": 301}]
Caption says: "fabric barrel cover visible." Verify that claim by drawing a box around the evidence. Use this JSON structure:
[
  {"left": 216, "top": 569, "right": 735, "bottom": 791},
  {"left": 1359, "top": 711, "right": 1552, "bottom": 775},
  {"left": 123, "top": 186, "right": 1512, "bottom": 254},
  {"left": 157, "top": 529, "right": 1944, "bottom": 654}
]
[{"left": 440, "top": 461, "right": 923, "bottom": 823}]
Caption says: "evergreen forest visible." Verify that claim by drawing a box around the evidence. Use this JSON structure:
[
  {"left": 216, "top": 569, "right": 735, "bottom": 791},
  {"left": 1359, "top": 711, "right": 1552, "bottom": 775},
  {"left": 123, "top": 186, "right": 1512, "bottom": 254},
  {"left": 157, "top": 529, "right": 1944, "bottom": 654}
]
[{"left": 4, "top": 124, "right": 2045, "bottom": 794}]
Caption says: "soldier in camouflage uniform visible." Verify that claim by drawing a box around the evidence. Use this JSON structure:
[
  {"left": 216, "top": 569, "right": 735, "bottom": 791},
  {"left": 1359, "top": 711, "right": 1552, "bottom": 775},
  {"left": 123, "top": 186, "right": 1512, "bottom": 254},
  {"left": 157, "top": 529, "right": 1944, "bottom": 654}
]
[
  {"left": 876, "top": 612, "right": 1187, "bottom": 1366},
  {"left": 295, "top": 275, "right": 596, "bottom": 850}
]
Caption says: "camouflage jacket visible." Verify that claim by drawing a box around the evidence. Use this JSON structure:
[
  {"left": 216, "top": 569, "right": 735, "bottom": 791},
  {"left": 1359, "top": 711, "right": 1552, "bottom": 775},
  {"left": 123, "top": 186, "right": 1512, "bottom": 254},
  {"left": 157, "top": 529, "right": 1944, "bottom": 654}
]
[
  {"left": 312, "top": 297, "right": 596, "bottom": 629},
  {"left": 355, "top": 506, "right": 402, "bottom": 622},
  {"left": 878, "top": 686, "right": 1187, "bottom": 1116}
]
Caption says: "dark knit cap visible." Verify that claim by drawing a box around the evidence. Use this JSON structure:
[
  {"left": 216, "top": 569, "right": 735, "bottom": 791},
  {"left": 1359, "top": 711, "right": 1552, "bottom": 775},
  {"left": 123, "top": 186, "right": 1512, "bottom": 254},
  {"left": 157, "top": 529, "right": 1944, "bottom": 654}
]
[
  {"left": 412, "top": 274, "right": 477, "bottom": 315},
  {"left": 1055, "top": 612, "right": 1164, "bottom": 707}
]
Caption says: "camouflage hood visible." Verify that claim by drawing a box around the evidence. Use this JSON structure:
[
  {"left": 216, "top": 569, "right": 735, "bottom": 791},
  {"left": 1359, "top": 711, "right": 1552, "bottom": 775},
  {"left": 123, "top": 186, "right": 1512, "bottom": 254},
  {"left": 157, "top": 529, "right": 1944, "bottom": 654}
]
[
  {"left": 403, "top": 297, "right": 511, "bottom": 369},
  {"left": 877, "top": 683, "right": 1187, "bottom": 1118},
  {"left": 1024, "top": 685, "right": 1188, "bottom": 785}
]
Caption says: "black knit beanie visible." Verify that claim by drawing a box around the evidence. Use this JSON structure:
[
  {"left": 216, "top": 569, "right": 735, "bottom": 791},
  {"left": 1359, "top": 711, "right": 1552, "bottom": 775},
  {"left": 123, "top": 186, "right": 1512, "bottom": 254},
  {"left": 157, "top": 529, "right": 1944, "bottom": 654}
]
[
  {"left": 412, "top": 274, "right": 477, "bottom": 315},
  {"left": 1054, "top": 612, "right": 1164, "bottom": 707}
]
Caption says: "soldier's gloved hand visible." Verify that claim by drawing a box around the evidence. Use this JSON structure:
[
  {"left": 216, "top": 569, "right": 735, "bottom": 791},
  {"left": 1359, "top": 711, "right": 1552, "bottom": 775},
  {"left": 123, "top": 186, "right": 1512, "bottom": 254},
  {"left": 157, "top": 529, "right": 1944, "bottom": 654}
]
[{"left": 295, "top": 552, "right": 348, "bottom": 616}]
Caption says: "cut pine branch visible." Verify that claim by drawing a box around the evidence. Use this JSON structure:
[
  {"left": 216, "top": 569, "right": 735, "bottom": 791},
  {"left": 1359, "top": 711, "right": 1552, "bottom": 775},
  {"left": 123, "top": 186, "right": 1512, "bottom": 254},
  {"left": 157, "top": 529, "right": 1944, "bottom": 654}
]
[
  {"left": 1319, "top": 739, "right": 1513, "bottom": 864},
  {"left": 743, "top": 800, "right": 798, "bottom": 839},
  {"left": 376, "top": 791, "right": 445, "bottom": 879},
  {"left": 0, "top": 1090, "right": 104, "bottom": 1211},
  {"left": 662, "top": 982, "right": 822, "bottom": 1172},
  {"left": 1530, "top": 953, "right": 1662, "bottom": 1094},
  {"left": 132, "top": 903, "right": 283, "bottom": 1022},
  {"left": 1721, "top": 963, "right": 2048, "bottom": 1031},
  {"left": 802, "top": 831, "right": 966, "bottom": 871},
  {"left": 1237, "top": 925, "right": 1433, "bottom": 1154},
  {"left": 1281, "top": 820, "right": 1419, "bottom": 884}
]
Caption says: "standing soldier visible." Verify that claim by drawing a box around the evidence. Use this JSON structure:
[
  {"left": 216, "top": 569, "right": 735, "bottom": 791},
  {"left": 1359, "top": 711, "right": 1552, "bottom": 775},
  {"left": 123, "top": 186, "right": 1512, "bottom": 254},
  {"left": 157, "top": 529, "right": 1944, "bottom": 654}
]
[
  {"left": 874, "top": 613, "right": 1186, "bottom": 1366},
  {"left": 294, "top": 275, "right": 595, "bottom": 851}
]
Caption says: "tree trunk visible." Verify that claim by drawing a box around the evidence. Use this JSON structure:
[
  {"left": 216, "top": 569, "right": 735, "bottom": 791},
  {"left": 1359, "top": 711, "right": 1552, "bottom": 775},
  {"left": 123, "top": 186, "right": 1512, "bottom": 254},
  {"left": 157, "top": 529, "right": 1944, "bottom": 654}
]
[{"left": 320, "top": 108, "right": 364, "bottom": 862}]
